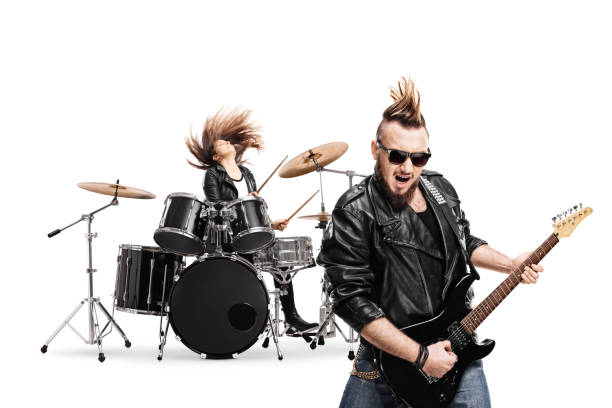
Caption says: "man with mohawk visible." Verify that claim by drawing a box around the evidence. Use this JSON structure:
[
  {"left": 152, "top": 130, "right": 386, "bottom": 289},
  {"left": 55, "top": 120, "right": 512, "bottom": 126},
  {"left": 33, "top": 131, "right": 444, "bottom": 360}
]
[{"left": 317, "top": 78, "right": 543, "bottom": 407}]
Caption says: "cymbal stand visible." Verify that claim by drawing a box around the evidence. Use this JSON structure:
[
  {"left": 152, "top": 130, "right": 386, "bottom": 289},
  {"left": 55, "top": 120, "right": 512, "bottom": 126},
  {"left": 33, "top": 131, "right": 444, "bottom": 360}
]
[
  {"left": 308, "top": 153, "right": 368, "bottom": 229},
  {"left": 307, "top": 157, "right": 367, "bottom": 359},
  {"left": 41, "top": 182, "right": 131, "bottom": 362}
]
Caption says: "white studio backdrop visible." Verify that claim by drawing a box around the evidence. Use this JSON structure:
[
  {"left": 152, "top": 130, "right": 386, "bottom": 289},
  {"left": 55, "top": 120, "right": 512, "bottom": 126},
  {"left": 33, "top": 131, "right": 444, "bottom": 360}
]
[{"left": 1, "top": 1, "right": 610, "bottom": 407}]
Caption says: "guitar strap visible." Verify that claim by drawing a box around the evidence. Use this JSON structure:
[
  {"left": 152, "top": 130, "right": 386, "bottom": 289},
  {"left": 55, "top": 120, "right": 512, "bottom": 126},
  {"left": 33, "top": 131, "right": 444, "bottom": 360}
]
[{"left": 420, "top": 176, "right": 480, "bottom": 280}]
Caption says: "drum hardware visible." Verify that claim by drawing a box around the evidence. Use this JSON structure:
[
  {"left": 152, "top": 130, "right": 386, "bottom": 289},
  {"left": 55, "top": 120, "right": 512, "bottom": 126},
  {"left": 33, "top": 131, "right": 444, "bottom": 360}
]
[
  {"left": 282, "top": 142, "right": 366, "bottom": 357},
  {"left": 281, "top": 142, "right": 366, "bottom": 231},
  {"left": 308, "top": 274, "right": 356, "bottom": 359},
  {"left": 262, "top": 287, "right": 284, "bottom": 346},
  {"left": 42, "top": 180, "right": 137, "bottom": 362},
  {"left": 207, "top": 203, "right": 236, "bottom": 254}
]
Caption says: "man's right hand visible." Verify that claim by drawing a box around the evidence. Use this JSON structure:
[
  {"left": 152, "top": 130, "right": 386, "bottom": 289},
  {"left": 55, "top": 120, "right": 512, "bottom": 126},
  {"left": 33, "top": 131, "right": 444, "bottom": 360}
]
[{"left": 421, "top": 340, "right": 457, "bottom": 378}]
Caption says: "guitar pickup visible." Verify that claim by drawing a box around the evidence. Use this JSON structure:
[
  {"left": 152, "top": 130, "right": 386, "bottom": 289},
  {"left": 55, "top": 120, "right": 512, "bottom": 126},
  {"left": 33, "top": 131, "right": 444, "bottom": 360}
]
[{"left": 447, "top": 321, "right": 470, "bottom": 350}]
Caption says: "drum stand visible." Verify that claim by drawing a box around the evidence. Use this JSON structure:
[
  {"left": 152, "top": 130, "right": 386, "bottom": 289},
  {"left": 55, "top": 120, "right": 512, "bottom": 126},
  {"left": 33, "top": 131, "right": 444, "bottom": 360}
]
[
  {"left": 308, "top": 274, "right": 356, "bottom": 359},
  {"left": 41, "top": 192, "right": 131, "bottom": 362},
  {"left": 262, "top": 292, "right": 284, "bottom": 361},
  {"left": 307, "top": 156, "right": 367, "bottom": 360}
]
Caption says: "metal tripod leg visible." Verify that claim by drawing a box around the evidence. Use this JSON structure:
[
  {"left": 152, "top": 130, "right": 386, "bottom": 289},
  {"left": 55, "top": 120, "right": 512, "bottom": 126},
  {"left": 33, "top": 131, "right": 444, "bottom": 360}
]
[
  {"left": 158, "top": 314, "right": 171, "bottom": 361},
  {"left": 309, "top": 307, "right": 335, "bottom": 349},
  {"left": 267, "top": 314, "right": 283, "bottom": 361},
  {"left": 41, "top": 300, "right": 87, "bottom": 351},
  {"left": 95, "top": 299, "right": 131, "bottom": 347}
]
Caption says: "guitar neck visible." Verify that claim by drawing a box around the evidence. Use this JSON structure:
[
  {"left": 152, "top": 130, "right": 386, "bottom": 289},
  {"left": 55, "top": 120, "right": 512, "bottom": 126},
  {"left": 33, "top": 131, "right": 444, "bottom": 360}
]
[{"left": 461, "top": 233, "right": 559, "bottom": 334}]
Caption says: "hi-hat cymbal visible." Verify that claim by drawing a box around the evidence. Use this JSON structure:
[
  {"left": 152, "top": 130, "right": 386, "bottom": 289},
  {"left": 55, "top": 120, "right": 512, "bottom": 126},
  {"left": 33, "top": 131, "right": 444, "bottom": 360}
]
[
  {"left": 78, "top": 182, "right": 156, "bottom": 199},
  {"left": 279, "top": 142, "right": 348, "bottom": 178},
  {"left": 298, "top": 211, "right": 332, "bottom": 222}
]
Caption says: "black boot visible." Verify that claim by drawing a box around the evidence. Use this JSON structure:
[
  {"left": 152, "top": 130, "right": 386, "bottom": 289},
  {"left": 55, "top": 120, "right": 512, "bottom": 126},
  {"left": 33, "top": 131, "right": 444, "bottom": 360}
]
[{"left": 274, "top": 280, "right": 318, "bottom": 335}]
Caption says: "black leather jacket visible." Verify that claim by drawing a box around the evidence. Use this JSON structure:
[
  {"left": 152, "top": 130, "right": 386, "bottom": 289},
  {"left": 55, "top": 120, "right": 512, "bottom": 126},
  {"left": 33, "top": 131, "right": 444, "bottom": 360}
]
[
  {"left": 316, "top": 169, "right": 487, "bottom": 333},
  {"left": 203, "top": 164, "right": 257, "bottom": 202}
]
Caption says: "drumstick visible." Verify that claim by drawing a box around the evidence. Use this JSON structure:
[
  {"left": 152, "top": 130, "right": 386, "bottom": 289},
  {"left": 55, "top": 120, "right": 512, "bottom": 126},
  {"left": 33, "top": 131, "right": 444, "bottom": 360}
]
[
  {"left": 256, "top": 155, "right": 288, "bottom": 194},
  {"left": 287, "top": 190, "right": 320, "bottom": 221}
]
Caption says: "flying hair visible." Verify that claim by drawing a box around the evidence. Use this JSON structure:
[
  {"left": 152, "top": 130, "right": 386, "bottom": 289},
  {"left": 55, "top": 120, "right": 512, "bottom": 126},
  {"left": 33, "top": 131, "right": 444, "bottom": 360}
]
[
  {"left": 377, "top": 77, "right": 427, "bottom": 140},
  {"left": 185, "top": 107, "right": 264, "bottom": 170}
]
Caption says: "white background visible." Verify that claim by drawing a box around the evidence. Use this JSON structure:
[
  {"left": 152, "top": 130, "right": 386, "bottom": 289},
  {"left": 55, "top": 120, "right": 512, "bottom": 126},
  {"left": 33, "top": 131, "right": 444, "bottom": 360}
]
[{"left": 1, "top": 1, "right": 610, "bottom": 407}]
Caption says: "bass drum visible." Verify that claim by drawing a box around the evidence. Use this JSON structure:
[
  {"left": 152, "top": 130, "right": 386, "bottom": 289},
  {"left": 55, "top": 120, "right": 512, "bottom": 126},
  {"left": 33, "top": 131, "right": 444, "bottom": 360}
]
[{"left": 168, "top": 255, "right": 269, "bottom": 359}]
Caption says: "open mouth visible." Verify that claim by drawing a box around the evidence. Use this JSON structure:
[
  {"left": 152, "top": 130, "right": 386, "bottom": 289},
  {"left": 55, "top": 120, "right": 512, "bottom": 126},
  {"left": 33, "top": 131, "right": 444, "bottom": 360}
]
[{"left": 394, "top": 174, "right": 411, "bottom": 189}]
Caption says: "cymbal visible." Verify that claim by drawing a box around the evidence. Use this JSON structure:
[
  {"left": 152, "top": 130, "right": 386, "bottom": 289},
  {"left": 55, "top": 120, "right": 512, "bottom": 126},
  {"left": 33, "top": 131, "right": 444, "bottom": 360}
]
[
  {"left": 78, "top": 182, "right": 156, "bottom": 199},
  {"left": 279, "top": 142, "right": 348, "bottom": 178},
  {"left": 298, "top": 211, "right": 332, "bottom": 222}
]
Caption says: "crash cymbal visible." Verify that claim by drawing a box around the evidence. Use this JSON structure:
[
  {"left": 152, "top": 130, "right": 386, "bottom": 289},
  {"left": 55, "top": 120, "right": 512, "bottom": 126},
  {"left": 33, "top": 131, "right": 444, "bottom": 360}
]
[
  {"left": 298, "top": 211, "right": 332, "bottom": 222},
  {"left": 279, "top": 142, "right": 348, "bottom": 178},
  {"left": 78, "top": 182, "right": 156, "bottom": 199}
]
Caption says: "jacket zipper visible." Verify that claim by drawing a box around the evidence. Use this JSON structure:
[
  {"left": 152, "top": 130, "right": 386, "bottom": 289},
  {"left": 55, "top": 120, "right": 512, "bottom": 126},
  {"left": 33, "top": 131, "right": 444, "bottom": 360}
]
[{"left": 384, "top": 237, "right": 435, "bottom": 317}]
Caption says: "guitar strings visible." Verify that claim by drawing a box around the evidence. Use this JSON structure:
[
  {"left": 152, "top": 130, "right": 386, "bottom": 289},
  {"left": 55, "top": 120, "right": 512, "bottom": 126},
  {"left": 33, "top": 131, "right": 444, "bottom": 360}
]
[{"left": 444, "top": 234, "right": 557, "bottom": 349}]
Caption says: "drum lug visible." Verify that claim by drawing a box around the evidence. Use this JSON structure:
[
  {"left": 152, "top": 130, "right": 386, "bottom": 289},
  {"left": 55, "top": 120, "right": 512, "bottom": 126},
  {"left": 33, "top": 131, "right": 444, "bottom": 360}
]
[
  {"left": 175, "top": 335, "right": 181, "bottom": 341},
  {"left": 232, "top": 353, "right": 238, "bottom": 359},
  {"left": 165, "top": 305, "right": 170, "bottom": 313},
  {"left": 174, "top": 275, "right": 180, "bottom": 282},
  {"left": 257, "top": 273, "right": 263, "bottom": 281},
  {"left": 200, "top": 353, "right": 207, "bottom": 359}
]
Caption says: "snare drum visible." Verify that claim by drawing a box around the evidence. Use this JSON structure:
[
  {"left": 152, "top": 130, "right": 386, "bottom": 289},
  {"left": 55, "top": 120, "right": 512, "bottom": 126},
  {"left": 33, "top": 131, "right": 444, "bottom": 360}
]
[
  {"left": 114, "top": 245, "right": 183, "bottom": 315},
  {"left": 253, "top": 236, "right": 314, "bottom": 269},
  {"left": 154, "top": 193, "right": 210, "bottom": 256},
  {"left": 225, "top": 196, "right": 274, "bottom": 253}
]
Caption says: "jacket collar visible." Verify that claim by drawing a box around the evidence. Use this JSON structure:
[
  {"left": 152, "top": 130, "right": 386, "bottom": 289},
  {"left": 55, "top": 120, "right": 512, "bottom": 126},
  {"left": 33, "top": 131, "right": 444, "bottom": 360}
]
[{"left": 367, "top": 172, "right": 400, "bottom": 227}]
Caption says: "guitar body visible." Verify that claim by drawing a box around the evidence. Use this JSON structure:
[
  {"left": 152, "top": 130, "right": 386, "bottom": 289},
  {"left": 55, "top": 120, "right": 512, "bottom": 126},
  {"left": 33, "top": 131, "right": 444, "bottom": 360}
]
[
  {"left": 378, "top": 274, "right": 495, "bottom": 408},
  {"left": 376, "top": 206, "right": 590, "bottom": 407}
]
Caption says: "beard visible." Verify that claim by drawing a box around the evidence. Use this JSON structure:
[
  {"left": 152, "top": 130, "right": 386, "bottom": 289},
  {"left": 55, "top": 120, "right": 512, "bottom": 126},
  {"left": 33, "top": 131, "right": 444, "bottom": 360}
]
[{"left": 375, "top": 160, "right": 418, "bottom": 210}]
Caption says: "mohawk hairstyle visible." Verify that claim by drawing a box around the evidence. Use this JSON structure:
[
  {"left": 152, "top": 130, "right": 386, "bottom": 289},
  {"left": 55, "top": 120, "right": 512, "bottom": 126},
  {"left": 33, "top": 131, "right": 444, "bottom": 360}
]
[
  {"left": 185, "top": 107, "right": 264, "bottom": 170},
  {"left": 376, "top": 77, "right": 427, "bottom": 140}
]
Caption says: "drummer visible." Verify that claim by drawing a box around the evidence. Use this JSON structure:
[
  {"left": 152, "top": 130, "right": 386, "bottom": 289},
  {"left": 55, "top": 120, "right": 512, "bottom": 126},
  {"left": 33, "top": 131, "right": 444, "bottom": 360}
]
[{"left": 186, "top": 107, "right": 318, "bottom": 335}]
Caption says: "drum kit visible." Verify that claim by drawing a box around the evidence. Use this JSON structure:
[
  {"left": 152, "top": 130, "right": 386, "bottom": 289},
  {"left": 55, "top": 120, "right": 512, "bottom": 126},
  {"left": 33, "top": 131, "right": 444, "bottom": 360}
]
[{"left": 41, "top": 142, "right": 368, "bottom": 362}]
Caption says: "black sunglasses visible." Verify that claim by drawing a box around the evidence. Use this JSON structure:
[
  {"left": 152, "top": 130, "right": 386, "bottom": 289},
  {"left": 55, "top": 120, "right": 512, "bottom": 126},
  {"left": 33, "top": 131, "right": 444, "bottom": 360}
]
[{"left": 376, "top": 141, "right": 431, "bottom": 167}]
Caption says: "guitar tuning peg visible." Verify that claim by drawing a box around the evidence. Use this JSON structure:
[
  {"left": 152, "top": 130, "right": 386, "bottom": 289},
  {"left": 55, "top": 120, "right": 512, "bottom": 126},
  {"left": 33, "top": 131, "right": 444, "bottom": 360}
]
[
  {"left": 552, "top": 216, "right": 557, "bottom": 222},
  {"left": 573, "top": 205, "right": 578, "bottom": 210},
  {"left": 579, "top": 203, "right": 583, "bottom": 209}
]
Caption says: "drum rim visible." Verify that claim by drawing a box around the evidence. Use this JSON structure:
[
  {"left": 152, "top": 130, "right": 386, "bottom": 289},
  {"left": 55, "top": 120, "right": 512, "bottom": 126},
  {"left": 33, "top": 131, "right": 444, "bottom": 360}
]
[
  {"left": 168, "top": 254, "right": 269, "bottom": 358},
  {"left": 115, "top": 305, "right": 166, "bottom": 316},
  {"left": 165, "top": 192, "right": 207, "bottom": 202},
  {"left": 153, "top": 227, "right": 205, "bottom": 255},
  {"left": 119, "top": 244, "right": 178, "bottom": 253},
  {"left": 225, "top": 195, "right": 267, "bottom": 207},
  {"left": 270, "top": 236, "right": 313, "bottom": 243},
  {"left": 232, "top": 227, "right": 275, "bottom": 254}
]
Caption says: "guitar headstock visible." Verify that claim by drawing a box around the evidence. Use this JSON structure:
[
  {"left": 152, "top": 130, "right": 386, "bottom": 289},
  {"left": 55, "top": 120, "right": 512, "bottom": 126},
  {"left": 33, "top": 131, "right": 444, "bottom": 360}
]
[{"left": 552, "top": 203, "right": 593, "bottom": 239}]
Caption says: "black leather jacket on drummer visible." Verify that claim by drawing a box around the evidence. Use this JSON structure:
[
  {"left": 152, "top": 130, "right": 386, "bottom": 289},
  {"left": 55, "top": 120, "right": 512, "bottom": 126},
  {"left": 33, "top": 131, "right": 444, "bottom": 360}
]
[
  {"left": 316, "top": 169, "right": 487, "bottom": 334},
  {"left": 203, "top": 164, "right": 257, "bottom": 202}
]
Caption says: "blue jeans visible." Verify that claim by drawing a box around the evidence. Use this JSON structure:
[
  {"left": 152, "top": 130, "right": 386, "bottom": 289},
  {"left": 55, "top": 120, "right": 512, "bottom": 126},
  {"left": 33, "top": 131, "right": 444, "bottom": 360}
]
[{"left": 339, "top": 347, "right": 491, "bottom": 408}]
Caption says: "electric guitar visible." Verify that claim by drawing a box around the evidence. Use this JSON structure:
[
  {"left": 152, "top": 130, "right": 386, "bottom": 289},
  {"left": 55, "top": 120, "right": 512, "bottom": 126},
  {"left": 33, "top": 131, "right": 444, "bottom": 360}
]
[{"left": 377, "top": 205, "right": 592, "bottom": 408}]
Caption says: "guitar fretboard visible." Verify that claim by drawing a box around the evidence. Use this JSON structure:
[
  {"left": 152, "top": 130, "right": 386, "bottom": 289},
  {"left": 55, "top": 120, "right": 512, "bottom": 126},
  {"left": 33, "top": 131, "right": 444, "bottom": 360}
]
[{"left": 461, "top": 233, "right": 559, "bottom": 334}]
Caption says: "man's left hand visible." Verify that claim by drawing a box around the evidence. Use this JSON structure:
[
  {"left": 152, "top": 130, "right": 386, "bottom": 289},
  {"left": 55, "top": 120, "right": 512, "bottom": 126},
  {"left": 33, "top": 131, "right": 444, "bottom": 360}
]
[{"left": 511, "top": 252, "right": 544, "bottom": 284}]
